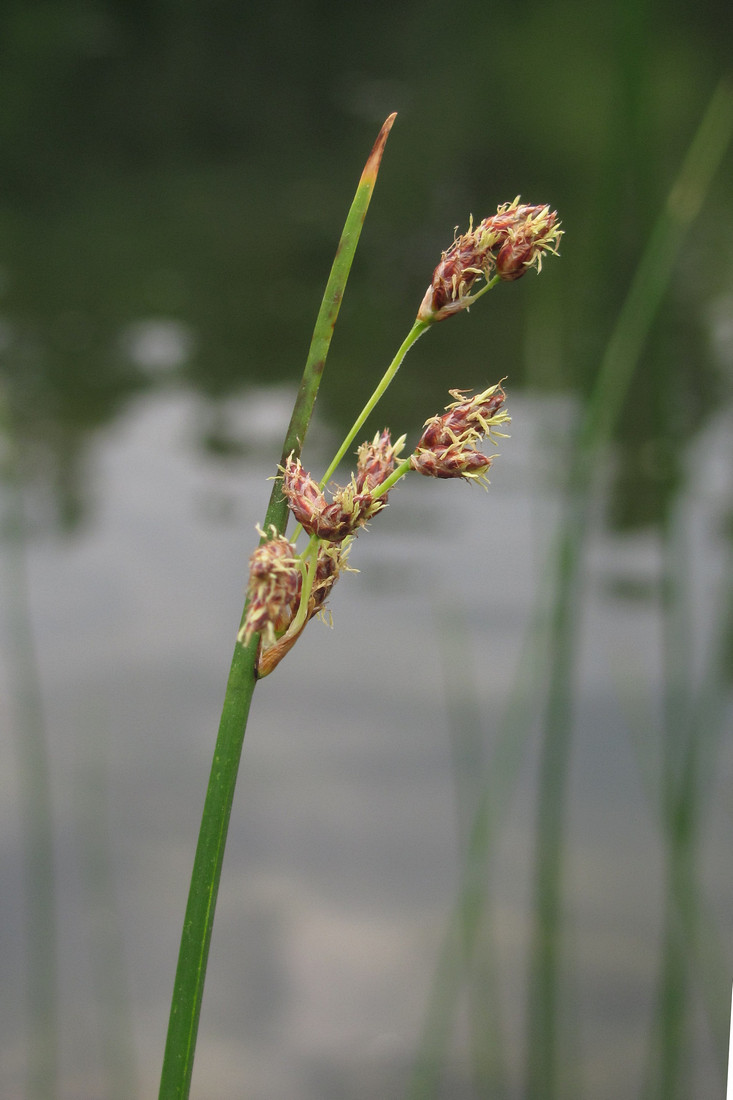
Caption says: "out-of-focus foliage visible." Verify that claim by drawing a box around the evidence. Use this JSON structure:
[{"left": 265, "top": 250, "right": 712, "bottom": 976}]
[{"left": 0, "top": 0, "right": 731, "bottom": 529}]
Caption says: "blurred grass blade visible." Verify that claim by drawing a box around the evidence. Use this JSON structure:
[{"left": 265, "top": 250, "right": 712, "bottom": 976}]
[
  {"left": 581, "top": 75, "right": 733, "bottom": 455},
  {"left": 159, "top": 115, "right": 397, "bottom": 1100},
  {"left": 527, "top": 75, "right": 733, "bottom": 1100},
  {"left": 721, "top": 990, "right": 726, "bottom": 1100},
  {"left": 408, "top": 78, "right": 733, "bottom": 1096},
  {"left": 0, "top": 388, "right": 58, "bottom": 1100}
]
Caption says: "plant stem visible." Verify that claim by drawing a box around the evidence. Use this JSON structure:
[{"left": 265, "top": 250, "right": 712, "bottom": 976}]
[
  {"left": 158, "top": 634, "right": 259, "bottom": 1100},
  {"left": 158, "top": 113, "right": 397, "bottom": 1100},
  {"left": 285, "top": 537, "right": 318, "bottom": 636},
  {"left": 317, "top": 273, "right": 501, "bottom": 491},
  {"left": 318, "top": 318, "right": 430, "bottom": 488},
  {"left": 371, "top": 455, "right": 413, "bottom": 497}
]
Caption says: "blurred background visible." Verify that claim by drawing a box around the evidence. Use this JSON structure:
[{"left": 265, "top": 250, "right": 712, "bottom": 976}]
[{"left": 1, "top": 2, "right": 732, "bottom": 1098}]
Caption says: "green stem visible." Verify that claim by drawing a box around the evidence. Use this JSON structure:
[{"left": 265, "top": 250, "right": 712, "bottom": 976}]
[
  {"left": 318, "top": 318, "right": 430, "bottom": 488},
  {"left": 317, "top": 273, "right": 500, "bottom": 491},
  {"left": 371, "top": 455, "right": 413, "bottom": 498},
  {"left": 463, "top": 272, "right": 500, "bottom": 310},
  {"left": 287, "top": 538, "right": 319, "bottom": 635},
  {"left": 158, "top": 634, "right": 259, "bottom": 1100},
  {"left": 158, "top": 113, "right": 397, "bottom": 1100}
]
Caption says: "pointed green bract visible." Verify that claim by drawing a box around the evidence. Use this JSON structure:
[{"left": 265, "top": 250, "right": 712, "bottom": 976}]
[
  {"left": 158, "top": 114, "right": 397, "bottom": 1100},
  {"left": 261, "top": 112, "right": 397, "bottom": 543}
]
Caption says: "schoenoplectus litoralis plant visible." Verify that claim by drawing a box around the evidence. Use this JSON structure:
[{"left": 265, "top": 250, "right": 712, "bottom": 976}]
[{"left": 158, "top": 113, "right": 562, "bottom": 1099}]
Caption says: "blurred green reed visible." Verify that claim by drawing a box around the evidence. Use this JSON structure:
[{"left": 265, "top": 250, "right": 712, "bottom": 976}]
[
  {"left": 405, "top": 75, "right": 733, "bottom": 1100},
  {"left": 2, "top": 44, "right": 731, "bottom": 1100},
  {"left": 528, "top": 76, "right": 733, "bottom": 1100},
  {"left": 637, "top": 467, "right": 733, "bottom": 1097},
  {"left": 74, "top": 713, "right": 139, "bottom": 1100},
  {"left": 0, "top": 390, "right": 58, "bottom": 1099}
]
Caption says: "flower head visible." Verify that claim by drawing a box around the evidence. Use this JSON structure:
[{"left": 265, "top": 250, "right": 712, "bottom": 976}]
[
  {"left": 491, "top": 199, "right": 562, "bottom": 281},
  {"left": 410, "top": 382, "right": 510, "bottom": 485},
  {"left": 251, "top": 538, "right": 356, "bottom": 677},
  {"left": 241, "top": 527, "right": 302, "bottom": 647},
  {"left": 417, "top": 217, "right": 499, "bottom": 322},
  {"left": 310, "top": 539, "right": 355, "bottom": 619},
  {"left": 355, "top": 429, "right": 406, "bottom": 496},
  {"left": 417, "top": 198, "right": 562, "bottom": 321},
  {"left": 281, "top": 453, "right": 388, "bottom": 542}
]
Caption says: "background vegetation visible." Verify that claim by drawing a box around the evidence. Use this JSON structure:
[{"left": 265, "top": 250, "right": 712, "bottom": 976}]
[{"left": 1, "top": 2, "right": 732, "bottom": 1098}]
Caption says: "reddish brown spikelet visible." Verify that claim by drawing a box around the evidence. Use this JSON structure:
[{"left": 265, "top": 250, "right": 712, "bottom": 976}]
[
  {"left": 417, "top": 198, "right": 562, "bottom": 321},
  {"left": 417, "top": 218, "right": 499, "bottom": 322},
  {"left": 279, "top": 455, "right": 334, "bottom": 541},
  {"left": 281, "top": 454, "right": 382, "bottom": 542},
  {"left": 254, "top": 539, "right": 355, "bottom": 677},
  {"left": 488, "top": 199, "right": 562, "bottom": 281},
  {"left": 310, "top": 540, "right": 354, "bottom": 614},
  {"left": 410, "top": 446, "right": 494, "bottom": 481},
  {"left": 410, "top": 382, "right": 510, "bottom": 484},
  {"left": 355, "top": 429, "right": 405, "bottom": 494},
  {"left": 242, "top": 529, "right": 302, "bottom": 647},
  {"left": 280, "top": 456, "right": 325, "bottom": 533},
  {"left": 421, "top": 385, "right": 508, "bottom": 448}
]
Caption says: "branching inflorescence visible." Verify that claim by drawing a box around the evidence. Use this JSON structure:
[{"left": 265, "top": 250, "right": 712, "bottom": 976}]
[{"left": 239, "top": 197, "right": 562, "bottom": 677}]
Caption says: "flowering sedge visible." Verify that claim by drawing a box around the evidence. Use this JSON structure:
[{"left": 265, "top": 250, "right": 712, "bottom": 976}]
[
  {"left": 240, "top": 197, "right": 560, "bottom": 676},
  {"left": 240, "top": 384, "right": 511, "bottom": 674}
]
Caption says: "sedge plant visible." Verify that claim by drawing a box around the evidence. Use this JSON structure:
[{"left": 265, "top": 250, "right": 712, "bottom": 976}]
[{"left": 158, "top": 113, "right": 562, "bottom": 1099}]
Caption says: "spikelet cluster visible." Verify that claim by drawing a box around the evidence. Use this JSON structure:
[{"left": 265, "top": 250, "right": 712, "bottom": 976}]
[
  {"left": 241, "top": 431, "right": 403, "bottom": 674},
  {"left": 280, "top": 428, "right": 405, "bottom": 543},
  {"left": 241, "top": 528, "right": 301, "bottom": 648},
  {"left": 410, "top": 383, "right": 510, "bottom": 484},
  {"left": 417, "top": 199, "right": 562, "bottom": 322}
]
